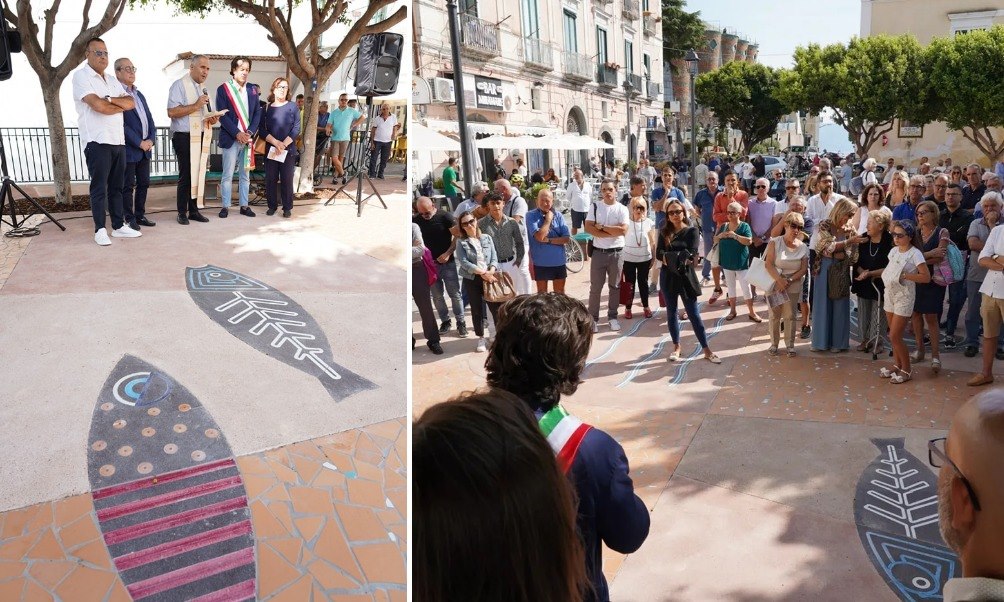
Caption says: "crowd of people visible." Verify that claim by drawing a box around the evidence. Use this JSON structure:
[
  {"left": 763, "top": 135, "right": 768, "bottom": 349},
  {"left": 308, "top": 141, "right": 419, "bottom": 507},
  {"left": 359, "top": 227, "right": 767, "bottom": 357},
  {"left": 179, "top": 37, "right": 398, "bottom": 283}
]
[{"left": 73, "top": 39, "right": 401, "bottom": 245}]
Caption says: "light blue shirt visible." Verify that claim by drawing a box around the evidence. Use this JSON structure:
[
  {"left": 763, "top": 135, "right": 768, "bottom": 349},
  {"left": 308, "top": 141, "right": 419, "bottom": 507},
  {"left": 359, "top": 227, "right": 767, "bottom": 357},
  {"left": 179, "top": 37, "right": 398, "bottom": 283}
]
[
  {"left": 168, "top": 77, "right": 207, "bottom": 133},
  {"left": 526, "top": 208, "right": 570, "bottom": 267},
  {"left": 123, "top": 83, "right": 149, "bottom": 138},
  {"left": 328, "top": 107, "right": 362, "bottom": 141}
]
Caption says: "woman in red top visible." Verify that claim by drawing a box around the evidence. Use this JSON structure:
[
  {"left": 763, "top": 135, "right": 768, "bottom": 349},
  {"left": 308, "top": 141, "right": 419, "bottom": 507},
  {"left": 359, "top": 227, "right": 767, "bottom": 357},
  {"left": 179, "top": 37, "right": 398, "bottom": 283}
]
[{"left": 710, "top": 171, "right": 750, "bottom": 304}]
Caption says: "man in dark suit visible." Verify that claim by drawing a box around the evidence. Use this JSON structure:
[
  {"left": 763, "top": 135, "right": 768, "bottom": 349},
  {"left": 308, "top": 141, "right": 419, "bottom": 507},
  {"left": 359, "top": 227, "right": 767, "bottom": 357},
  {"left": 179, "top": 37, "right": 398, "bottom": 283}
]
[
  {"left": 215, "top": 56, "right": 262, "bottom": 218},
  {"left": 114, "top": 57, "right": 156, "bottom": 229}
]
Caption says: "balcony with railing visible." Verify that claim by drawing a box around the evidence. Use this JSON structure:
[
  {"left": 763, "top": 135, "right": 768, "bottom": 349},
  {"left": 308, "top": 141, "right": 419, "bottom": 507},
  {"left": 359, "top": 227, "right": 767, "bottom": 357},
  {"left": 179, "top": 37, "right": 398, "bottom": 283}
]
[
  {"left": 647, "top": 80, "right": 662, "bottom": 99},
  {"left": 562, "top": 51, "right": 593, "bottom": 82},
  {"left": 459, "top": 13, "right": 501, "bottom": 59},
  {"left": 643, "top": 15, "right": 658, "bottom": 37},
  {"left": 523, "top": 37, "right": 554, "bottom": 72},
  {"left": 622, "top": 0, "right": 639, "bottom": 20},
  {"left": 626, "top": 73, "right": 643, "bottom": 93},
  {"left": 594, "top": 0, "right": 613, "bottom": 5},
  {"left": 597, "top": 63, "right": 619, "bottom": 87}
]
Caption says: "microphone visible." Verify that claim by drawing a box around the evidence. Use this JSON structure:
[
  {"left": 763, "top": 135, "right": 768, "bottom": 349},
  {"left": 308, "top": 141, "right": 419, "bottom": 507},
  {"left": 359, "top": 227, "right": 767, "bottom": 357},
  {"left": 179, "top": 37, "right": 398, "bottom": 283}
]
[{"left": 202, "top": 87, "right": 211, "bottom": 111}]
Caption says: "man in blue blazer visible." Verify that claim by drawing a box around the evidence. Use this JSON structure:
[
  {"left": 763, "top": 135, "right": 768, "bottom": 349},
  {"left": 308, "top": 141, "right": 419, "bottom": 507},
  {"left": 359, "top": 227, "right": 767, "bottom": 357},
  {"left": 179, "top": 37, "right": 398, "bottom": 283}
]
[
  {"left": 215, "top": 56, "right": 262, "bottom": 218},
  {"left": 114, "top": 57, "right": 156, "bottom": 229}
]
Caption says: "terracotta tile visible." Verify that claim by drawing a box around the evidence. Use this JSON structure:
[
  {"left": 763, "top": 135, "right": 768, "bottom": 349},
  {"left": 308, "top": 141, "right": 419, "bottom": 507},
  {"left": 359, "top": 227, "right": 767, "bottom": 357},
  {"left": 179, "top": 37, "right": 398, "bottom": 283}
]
[
  {"left": 236, "top": 455, "right": 272, "bottom": 477},
  {"left": 264, "top": 448, "right": 291, "bottom": 467},
  {"left": 266, "top": 460, "right": 301, "bottom": 486},
  {"left": 287, "top": 440, "right": 326, "bottom": 462},
  {"left": 0, "top": 560, "right": 25, "bottom": 581},
  {"left": 271, "top": 536, "right": 303, "bottom": 565},
  {"left": 1, "top": 506, "right": 39, "bottom": 538},
  {"left": 290, "top": 454, "right": 322, "bottom": 484},
  {"left": 330, "top": 487, "right": 347, "bottom": 503},
  {"left": 313, "top": 521, "right": 363, "bottom": 582},
  {"left": 250, "top": 500, "right": 293, "bottom": 539},
  {"left": 22, "top": 578, "right": 52, "bottom": 602},
  {"left": 289, "top": 486, "right": 332, "bottom": 516},
  {"left": 24, "top": 504, "right": 54, "bottom": 534},
  {"left": 58, "top": 515, "right": 101, "bottom": 551},
  {"left": 360, "top": 420, "right": 401, "bottom": 444},
  {"left": 106, "top": 579, "right": 132, "bottom": 602},
  {"left": 28, "top": 560, "right": 76, "bottom": 590},
  {"left": 310, "top": 466, "right": 347, "bottom": 489},
  {"left": 319, "top": 449, "right": 354, "bottom": 472},
  {"left": 382, "top": 468, "right": 406, "bottom": 490},
  {"left": 330, "top": 595, "right": 374, "bottom": 602},
  {"left": 388, "top": 524, "right": 406, "bottom": 550},
  {"left": 257, "top": 542, "right": 302, "bottom": 599},
  {"left": 0, "top": 577, "right": 24, "bottom": 600},
  {"left": 71, "top": 539, "right": 113, "bottom": 569},
  {"left": 387, "top": 489, "right": 406, "bottom": 517},
  {"left": 375, "top": 509, "right": 402, "bottom": 530},
  {"left": 347, "top": 479, "right": 384, "bottom": 508},
  {"left": 388, "top": 590, "right": 406, "bottom": 602},
  {"left": 54, "top": 565, "right": 115, "bottom": 602},
  {"left": 312, "top": 582, "right": 327, "bottom": 601},
  {"left": 334, "top": 505, "right": 388, "bottom": 542},
  {"left": 320, "top": 430, "right": 360, "bottom": 452},
  {"left": 53, "top": 495, "right": 92, "bottom": 527},
  {"left": 353, "top": 542, "right": 405, "bottom": 584},
  {"left": 351, "top": 459, "right": 383, "bottom": 483},
  {"left": 354, "top": 450, "right": 384, "bottom": 468},
  {"left": 293, "top": 517, "right": 326, "bottom": 543},
  {"left": 354, "top": 434, "right": 384, "bottom": 458},
  {"left": 307, "top": 558, "right": 359, "bottom": 590},
  {"left": 262, "top": 484, "right": 292, "bottom": 504},
  {"left": 373, "top": 591, "right": 390, "bottom": 602},
  {"left": 242, "top": 474, "right": 278, "bottom": 501},
  {"left": 266, "top": 574, "right": 313, "bottom": 602},
  {"left": 268, "top": 501, "right": 296, "bottom": 535},
  {"left": 26, "top": 528, "right": 63, "bottom": 560},
  {"left": 0, "top": 532, "right": 40, "bottom": 561}
]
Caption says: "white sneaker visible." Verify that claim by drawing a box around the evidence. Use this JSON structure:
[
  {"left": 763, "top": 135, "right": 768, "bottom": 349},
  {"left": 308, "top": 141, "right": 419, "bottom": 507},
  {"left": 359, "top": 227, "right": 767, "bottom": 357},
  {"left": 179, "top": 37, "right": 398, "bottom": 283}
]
[
  {"left": 609, "top": 319, "right": 622, "bottom": 332},
  {"left": 112, "top": 224, "right": 142, "bottom": 238},
  {"left": 593, "top": 322, "right": 599, "bottom": 334},
  {"left": 94, "top": 228, "right": 111, "bottom": 246},
  {"left": 475, "top": 337, "right": 487, "bottom": 352}
]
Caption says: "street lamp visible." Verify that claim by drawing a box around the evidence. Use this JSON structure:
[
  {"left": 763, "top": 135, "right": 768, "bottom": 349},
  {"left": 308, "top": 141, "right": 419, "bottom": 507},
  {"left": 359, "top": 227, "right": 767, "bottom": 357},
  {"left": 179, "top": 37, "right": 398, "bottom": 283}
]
[
  {"left": 685, "top": 49, "right": 699, "bottom": 190},
  {"left": 446, "top": 0, "right": 474, "bottom": 189},
  {"left": 624, "top": 80, "right": 635, "bottom": 171}
]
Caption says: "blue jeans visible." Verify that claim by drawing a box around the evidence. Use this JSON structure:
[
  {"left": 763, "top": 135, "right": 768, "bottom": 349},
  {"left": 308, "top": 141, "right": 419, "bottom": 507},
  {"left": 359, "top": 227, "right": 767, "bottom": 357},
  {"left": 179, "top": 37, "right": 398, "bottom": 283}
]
[
  {"left": 944, "top": 278, "right": 967, "bottom": 336},
  {"left": 220, "top": 143, "right": 251, "bottom": 208},
  {"left": 84, "top": 142, "right": 126, "bottom": 232},
  {"left": 660, "top": 268, "right": 709, "bottom": 348},
  {"left": 701, "top": 228, "right": 715, "bottom": 280},
  {"left": 431, "top": 259, "right": 465, "bottom": 324},
  {"left": 369, "top": 141, "right": 392, "bottom": 177}
]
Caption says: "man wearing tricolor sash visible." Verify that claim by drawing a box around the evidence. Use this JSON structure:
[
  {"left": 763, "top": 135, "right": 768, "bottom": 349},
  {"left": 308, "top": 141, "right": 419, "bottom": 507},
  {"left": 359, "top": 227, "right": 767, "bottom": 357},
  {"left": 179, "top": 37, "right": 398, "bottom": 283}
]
[
  {"left": 485, "top": 293, "right": 650, "bottom": 602},
  {"left": 167, "top": 55, "right": 218, "bottom": 225},
  {"left": 215, "top": 57, "right": 262, "bottom": 218}
]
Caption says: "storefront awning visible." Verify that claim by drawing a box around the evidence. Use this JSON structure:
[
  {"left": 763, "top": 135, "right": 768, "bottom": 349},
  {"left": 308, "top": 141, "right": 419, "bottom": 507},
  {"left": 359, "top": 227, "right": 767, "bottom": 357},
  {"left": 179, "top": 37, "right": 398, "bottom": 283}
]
[
  {"left": 424, "top": 119, "right": 506, "bottom": 136},
  {"left": 506, "top": 124, "right": 562, "bottom": 137}
]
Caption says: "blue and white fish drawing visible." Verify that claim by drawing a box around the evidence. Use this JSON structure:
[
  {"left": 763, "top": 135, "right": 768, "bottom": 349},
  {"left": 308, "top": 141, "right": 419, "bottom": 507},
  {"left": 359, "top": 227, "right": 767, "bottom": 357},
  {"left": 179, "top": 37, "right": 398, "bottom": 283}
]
[
  {"left": 87, "top": 355, "right": 257, "bottom": 601},
  {"left": 854, "top": 438, "right": 958, "bottom": 601},
  {"left": 186, "top": 265, "right": 375, "bottom": 401}
]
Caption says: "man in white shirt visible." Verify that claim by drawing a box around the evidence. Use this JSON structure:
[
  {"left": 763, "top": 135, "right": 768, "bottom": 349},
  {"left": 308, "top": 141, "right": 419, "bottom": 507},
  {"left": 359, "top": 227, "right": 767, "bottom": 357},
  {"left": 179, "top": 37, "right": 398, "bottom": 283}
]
[
  {"left": 932, "top": 390, "right": 1004, "bottom": 602},
  {"left": 805, "top": 171, "right": 842, "bottom": 226},
  {"left": 883, "top": 157, "right": 898, "bottom": 185},
  {"left": 496, "top": 179, "right": 532, "bottom": 294},
  {"left": 566, "top": 168, "right": 592, "bottom": 235},
  {"left": 971, "top": 224, "right": 1004, "bottom": 386},
  {"left": 637, "top": 158, "right": 657, "bottom": 192},
  {"left": 72, "top": 37, "right": 142, "bottom": 246},
  {"left": 368, "top": 103, "right": 399, "bottom": 179},
  {"left": 693, "top": 158, "right": 709, "bottom": 192},
  {"left": 452, "top": 181, "right": 488, "bottom": 218},
  {"left": 585, "top": 179, "right": 629, "bottom": 332}
]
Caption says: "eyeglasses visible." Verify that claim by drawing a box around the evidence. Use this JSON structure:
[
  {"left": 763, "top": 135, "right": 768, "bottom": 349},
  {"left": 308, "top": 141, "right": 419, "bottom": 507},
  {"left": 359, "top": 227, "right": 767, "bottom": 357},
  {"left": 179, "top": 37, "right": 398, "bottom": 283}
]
[
  {"left": 934, "top": 184, "right": 947, "bottom": 189},
  {"left": 754, "top": 185, "right": 767, "bottom": 189},
  {"left": 667, "top": 209, "right": 685, "bottom": 216},
  {"left": 633, "top": 207, "right": 646, "bottom": 212},
  {"left": 892, "top": 232, "right": 909, "bottom": 239},
  {"left": 116, "top": 66, "right": 137, "bottom": 73},
  {"left": 460, "top": 220, "right": 476, "bottom": 227},
  {"left": 276, "top": 85, "right": 289, "bottom": 89},
  {"left": 727, "top": 210, "right": 740, "bottom": 215},
  {"left": 785, "top": 186, "right": 797, "bottom": 190},
  {"left": 916, "top": 210, "right": 930, "bottom": 216},
  {"left": 90, "top": 50, "right": 109, "bottom": 57},
  {"left": 787, "top": 224, "right": 803, "bottom": 230},
  {"left": 928, "top": 437, "right": 981, "bottom": 511}
]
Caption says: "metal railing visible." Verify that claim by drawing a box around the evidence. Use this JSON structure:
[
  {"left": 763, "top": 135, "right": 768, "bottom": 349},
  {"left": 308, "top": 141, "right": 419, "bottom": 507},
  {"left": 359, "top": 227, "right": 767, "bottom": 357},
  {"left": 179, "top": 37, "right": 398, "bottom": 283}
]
[
  {"left": 622, "top": 0, "right": 639, "bottom": 20},
  {"left": 523, "top": 36, "right": 554, "bottom": 71},
  {"left": 562, "top": 51, "right": 594, "bottom": 82},
  {"left": 643, "top": 16, "right": 659, "bottom": 37},
  {"left": 597, "top": 64, "right": 619, "bottom": 86},
  {"left": 459, "top": 13, "right": 501, "bottom": 57},
  {"left": 647, "top": 80, "right": 662, "bottom": 98},
  {"left": 626, "top": 73, "right": 643, "bottom": 92}
]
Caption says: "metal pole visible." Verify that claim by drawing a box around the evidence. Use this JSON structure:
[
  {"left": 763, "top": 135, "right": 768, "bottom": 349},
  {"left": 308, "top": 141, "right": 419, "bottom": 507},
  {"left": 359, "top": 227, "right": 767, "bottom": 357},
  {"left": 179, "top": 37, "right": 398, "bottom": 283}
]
[
  {"left": 446, "top": 0, "right": 475, "bottom": 188},
  {"left": 689, "top": 68, "right": 697, "bottom": 193}
]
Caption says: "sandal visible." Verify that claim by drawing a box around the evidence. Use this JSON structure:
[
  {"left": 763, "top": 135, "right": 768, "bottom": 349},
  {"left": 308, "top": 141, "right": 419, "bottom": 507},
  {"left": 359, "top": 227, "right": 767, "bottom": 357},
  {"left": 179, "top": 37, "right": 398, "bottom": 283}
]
[
  {"left": 704, "top": 353, "right": 722, "bottom": 364},
  {"left": 725, "top": 312, "right": 738, "bottom": 321},
  {"left": 668, "top": 348, "right": 681, "bottom": 362},
  {"left": 643, "top": 307, "right": 653, "bottom": 319},
  {"left": 931, "top": 358, "right": 941, "bottom": 375},
  {"left": 624, "top": 308, "right": 633, "bottom": 319},
  {"left": 890, "top": 370, "right": 912, "bottom": 384},
  {"left": 748, "top": 313, "right": 763, "bottom": 323},
  {"left": 880, "top": 366, "right": 899, "bottom": 378},
  {"left": 709, "top": 288, "right": 723, "bottom": 304}
]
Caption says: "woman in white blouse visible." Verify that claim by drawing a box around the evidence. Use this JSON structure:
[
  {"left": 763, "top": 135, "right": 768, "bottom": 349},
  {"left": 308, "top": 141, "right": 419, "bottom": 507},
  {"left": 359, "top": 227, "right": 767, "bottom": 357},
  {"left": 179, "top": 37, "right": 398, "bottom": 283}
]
[{"left": 621, "top": 197, "right": 658, "bottom": 319}]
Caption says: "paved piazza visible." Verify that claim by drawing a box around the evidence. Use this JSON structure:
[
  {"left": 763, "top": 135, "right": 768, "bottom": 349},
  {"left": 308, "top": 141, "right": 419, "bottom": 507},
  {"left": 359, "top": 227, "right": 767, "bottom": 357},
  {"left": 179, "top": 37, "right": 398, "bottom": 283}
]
[{"left": 413, "top": 260, "right": 985, "bottom": 601}]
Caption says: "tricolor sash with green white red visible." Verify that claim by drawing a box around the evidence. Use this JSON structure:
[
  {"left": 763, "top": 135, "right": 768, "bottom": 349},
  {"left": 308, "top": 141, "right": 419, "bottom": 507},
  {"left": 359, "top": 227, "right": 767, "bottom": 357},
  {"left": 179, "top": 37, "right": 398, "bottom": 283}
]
[
  {"left": 222, "top": 80, "right": 253, "bottom": 171},
  {"left": 538, "top": 405, "right": 592, "bottom": 474}
]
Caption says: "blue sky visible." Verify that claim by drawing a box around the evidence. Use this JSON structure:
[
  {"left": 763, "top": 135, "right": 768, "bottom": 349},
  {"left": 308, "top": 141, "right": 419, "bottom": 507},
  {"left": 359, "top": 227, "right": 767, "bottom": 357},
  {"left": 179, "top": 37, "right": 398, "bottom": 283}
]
[{"left": 683, "top": 1, "right": 862, "bottom": 68}]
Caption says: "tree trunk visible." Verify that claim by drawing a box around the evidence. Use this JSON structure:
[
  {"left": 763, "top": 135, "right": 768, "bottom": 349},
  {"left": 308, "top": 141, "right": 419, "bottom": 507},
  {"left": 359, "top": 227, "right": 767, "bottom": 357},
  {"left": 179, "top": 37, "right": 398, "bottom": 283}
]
[
  {"left": 41, "top": 84, "right": 73, "bottom": 205},
  {"left": 297, "top": 92, "right": 318, "bottom": 194}
]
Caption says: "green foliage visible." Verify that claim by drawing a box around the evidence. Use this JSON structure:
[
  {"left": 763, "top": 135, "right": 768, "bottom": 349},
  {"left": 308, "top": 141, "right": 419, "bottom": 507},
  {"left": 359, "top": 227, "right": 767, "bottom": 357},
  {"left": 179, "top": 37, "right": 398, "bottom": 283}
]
[
  {"left": 527, "top": 183, "right": 549, "bottom": 202},
  {"left": 695, "top": 61, "right": 788, "bottom": 155},
  {"left": 779, "top": 35, "right": 929, "bottom": 155},
  {"left": 661, "top": 0, "right": 705, "bottom": 67},
  {"left": 925, "top": 26, "right": 1004, "bottom": 161}
]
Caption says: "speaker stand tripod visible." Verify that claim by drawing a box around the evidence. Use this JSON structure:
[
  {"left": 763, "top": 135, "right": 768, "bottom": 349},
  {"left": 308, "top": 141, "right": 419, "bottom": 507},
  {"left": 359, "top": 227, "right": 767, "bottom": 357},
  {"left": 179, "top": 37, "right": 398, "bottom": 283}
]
[
  {"left": 0, "top": 130, "right": 65, "bottom": 237},
  {"left": 325, "top": 96, "right": 387, "bottom": 217}
]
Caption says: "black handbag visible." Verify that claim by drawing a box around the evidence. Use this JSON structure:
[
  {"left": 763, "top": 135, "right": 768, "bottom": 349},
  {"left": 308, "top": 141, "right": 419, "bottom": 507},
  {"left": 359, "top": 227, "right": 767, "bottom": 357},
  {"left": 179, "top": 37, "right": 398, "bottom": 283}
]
[{"left": 587, "top": 202, "right": 597, "bottom": 258}]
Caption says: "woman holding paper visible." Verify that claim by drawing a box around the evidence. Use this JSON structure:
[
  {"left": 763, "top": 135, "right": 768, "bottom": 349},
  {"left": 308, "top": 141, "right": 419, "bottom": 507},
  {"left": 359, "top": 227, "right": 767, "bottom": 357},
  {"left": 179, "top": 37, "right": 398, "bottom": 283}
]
[
  {"left": 762, "top": 212, "right": 809, "bottom": 356},
  {"left": 258, "top": 77, "right": 300, "bottom": 218}
]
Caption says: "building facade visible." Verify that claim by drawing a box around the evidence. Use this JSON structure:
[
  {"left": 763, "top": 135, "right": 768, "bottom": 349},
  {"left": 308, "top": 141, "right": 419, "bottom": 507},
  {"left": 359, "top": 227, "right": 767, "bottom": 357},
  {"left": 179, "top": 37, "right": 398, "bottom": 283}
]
[
  {"left": 413, "top": 0, "right": 665, "bottom": 178},
  {"left": 862, "top": 0, "right": 1004, "bottom": 167}
]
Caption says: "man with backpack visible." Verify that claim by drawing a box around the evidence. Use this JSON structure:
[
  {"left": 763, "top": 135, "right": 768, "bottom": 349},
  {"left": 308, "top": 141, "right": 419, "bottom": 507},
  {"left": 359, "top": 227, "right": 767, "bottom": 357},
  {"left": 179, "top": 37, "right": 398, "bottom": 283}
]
[{"left": 940, "top": 183, "right": 974, "bottom": 348}]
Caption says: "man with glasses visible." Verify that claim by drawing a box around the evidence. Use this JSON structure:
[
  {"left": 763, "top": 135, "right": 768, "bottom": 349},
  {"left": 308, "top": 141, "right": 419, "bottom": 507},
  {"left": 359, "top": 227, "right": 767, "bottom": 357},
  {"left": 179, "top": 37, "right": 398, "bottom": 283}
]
[
  {"left": 368, "top": 103, "right": 399, "bottom": 179},
  {"left": 327, "top": 94, "right": 364, "bottom": 184},
  {"left": 926, "top": 173, "right": 950, "bottom": 207},
  {"left": 773, "top": 179, "right": 801, "bottom": 220},
  {"left": 940, "top": 184, "right": 975, "bottom": 348},
  {"left": 892, "top": 175, "right": 928, "bottom": 222},
  {"left": 496, "top": 179, "right": 532, "bottom": 294},
  {"left": 883, "top": 157, "right": 897, "bottom": 185},
  {"left": 748, "top": 177, "right": 777, "bottom": 276},
  {"left": 768, "top": 169, "right": 786, "bottom": 201},
  {"left": 969, "top": 213, "right": 1004, "bottom": 385},
  {"left": 962, "top": 193, "right": 1004, "bottom": 359},
  {"left": 114, "top": 57, "right": 156, "bottom": 232},
  {"left": 413, "top": 197, "right": 467, "bottom": 338},
  {"left": 929, "top": 391, "right": 1004, "bottom": 600},
  {"left": 167, "top": 54, "right": 218, "bottom": 225},
  {"left": 586, "top": 179, "right": 629, "bottom": 332},
  {"left": 652, "top": 167, "right": 690, "bottom": 230},
  {"left": 693, "top": 173, "right": 721, "bottom": 285},
  {"left": 805, "top": 171, "right": 842, "bottom": 230},
  {"left": 962, "top": 163, "right": 987, "bottom": 211},
  {"left": 72, "top": 38, "right": 142, "bottom": 246}
]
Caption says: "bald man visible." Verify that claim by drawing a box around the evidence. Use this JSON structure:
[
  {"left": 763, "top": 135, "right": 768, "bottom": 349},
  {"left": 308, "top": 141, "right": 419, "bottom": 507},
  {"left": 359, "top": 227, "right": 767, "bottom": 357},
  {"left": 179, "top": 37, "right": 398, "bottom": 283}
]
[{"left": 933, "top": 390, "right": 1004, "bottom": 600}]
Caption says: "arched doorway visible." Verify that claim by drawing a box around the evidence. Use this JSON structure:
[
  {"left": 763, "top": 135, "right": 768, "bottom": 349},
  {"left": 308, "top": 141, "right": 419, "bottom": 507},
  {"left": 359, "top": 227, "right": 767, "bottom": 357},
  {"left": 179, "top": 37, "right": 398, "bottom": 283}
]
[
  {"left": 566, "top": 107, "right": 589, "bottom": 171},
  {"left": 600, "top": 131, "right": 614, "bottom": 170}
]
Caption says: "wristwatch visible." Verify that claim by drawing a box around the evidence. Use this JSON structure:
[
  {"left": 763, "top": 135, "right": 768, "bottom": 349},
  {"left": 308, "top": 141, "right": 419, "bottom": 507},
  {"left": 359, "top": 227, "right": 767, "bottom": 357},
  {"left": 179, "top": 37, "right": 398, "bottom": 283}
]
[{"left": 104, "top": 95, "right": 111, "bottom": 102}]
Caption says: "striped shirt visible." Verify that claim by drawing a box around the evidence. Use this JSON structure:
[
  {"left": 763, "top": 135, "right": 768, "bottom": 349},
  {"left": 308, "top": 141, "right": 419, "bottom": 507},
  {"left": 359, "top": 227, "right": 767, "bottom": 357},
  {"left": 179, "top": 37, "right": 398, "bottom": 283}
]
[{"left": 478, "top": 214, "right": 525, "bottom": 263}]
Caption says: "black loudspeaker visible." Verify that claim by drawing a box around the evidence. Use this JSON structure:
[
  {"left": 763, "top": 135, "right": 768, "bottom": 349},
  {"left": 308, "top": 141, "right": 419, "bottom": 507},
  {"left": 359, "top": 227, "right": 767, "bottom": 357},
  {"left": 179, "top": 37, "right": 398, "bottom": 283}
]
[
  {"left": 0, "top": 18, "right": 21, "bottom": 81},
  {"left": 354, "top": 33, "right": 403, "bottom": 97}
]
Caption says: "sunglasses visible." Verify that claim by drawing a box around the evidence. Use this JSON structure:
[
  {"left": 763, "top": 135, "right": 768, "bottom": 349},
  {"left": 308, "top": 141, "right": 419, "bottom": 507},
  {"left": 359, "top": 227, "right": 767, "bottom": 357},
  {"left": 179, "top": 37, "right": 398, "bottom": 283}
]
[
  {"left": 787, "top": 224, "right": 803, "bottom": 230},
  {"left": 633, "top": 207, "right": 646, "bottom": 212},
  {"left": 667, "top": 209, "right": 685, "bottom": 216},
  {"left": 727, "top": 210, "right": 740, "bottom": 215},
  {"left": 892, "top": 232, "right": 909, "bottom": 239},
  {"left": 461, "top": 220, "right": 476, "bottom": 226},
  {"left": 754, "top": 185, "right": 767, "bottom": 189},
  {"left": 785, "top": 186, "right": 797, "bottom": 190}
]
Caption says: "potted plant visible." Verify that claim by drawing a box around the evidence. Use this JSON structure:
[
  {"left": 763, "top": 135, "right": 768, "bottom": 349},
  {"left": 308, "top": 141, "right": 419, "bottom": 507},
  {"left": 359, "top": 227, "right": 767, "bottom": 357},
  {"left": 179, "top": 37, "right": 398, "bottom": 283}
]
[
  {"left": 603, "top": 62, "right": 621, "bottom": 70},
  {"left": 433, "top": 177, "right": 444, "bottom": 196}
]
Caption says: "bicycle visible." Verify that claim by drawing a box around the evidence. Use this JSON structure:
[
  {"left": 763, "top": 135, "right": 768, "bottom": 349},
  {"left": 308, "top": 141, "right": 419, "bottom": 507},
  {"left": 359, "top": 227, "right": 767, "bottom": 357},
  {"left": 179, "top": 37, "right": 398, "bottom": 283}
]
[{"left": 565, "top": 233, "right": 589, "bottom": 273}]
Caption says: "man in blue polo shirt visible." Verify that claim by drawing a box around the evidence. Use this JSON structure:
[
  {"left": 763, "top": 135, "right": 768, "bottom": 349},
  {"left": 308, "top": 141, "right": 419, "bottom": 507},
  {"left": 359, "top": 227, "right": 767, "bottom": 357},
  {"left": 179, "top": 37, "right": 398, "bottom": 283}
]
[
  {"left": 526, "top": 188, "right": 571, "bottom": 294},
  {"left": 327, "top": 93, "right": 365, "bottom": 184},
  {"left": 693, "top": 172, "right": 721, "bottom": 284},
  {"left": 893, "top": 174, "right": 927, "bottom": 222},
  {"left": 651, "top": 166, "right": 689, "bottom": 229}
]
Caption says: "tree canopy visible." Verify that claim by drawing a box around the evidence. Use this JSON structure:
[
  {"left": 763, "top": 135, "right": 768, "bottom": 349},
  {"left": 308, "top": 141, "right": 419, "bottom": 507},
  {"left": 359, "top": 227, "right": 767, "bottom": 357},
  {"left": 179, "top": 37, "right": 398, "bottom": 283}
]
[
  {"left": 695, "top": 61, "right": 788, "bottom": 155},
  {"left": 661, "top": 0, "right": 704, "bottom": 67}
]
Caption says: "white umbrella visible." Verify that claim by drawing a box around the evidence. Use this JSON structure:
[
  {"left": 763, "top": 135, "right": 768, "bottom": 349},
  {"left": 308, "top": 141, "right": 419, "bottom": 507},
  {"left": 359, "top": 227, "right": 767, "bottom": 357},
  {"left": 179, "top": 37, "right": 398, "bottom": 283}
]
[
  {"left": 548, "top": 133, "right": 615, "bottom": 150},
  {"left": 411, "top": 122, "right": 462, "bottom": 151}
]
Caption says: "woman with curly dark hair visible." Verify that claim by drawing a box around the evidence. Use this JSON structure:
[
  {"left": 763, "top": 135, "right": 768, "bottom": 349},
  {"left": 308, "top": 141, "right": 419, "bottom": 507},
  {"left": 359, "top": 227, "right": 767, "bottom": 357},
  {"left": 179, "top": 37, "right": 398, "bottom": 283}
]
[
  {"left": 414, "top": 388, "right": 588, "bottom": 602},
  {"left": 486, "top": 293, "right": 649, "bottom": 602}
]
